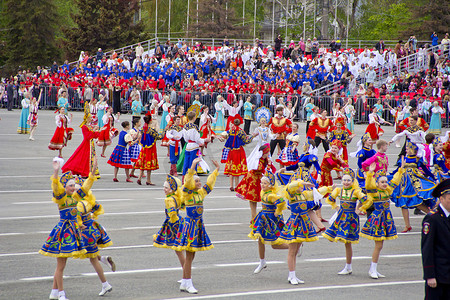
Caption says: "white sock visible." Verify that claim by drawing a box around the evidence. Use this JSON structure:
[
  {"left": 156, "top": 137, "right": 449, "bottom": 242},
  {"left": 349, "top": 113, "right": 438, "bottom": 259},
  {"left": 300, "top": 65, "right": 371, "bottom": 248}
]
[
  {"left": 50, "top": 289, "right": 59, "bottom": 297},
  {"left": 180, "top": 279, "right": 186, "bottom": 286},
  {"left": 288, "top": 271, "right": 296, "bottom": 279},
  {"left": 100, "top": 256, "right": 108, "bottom": 265},
  {"left": 260, "top": 259, "right": 266, "bottom": 265},
  {"left": 370, "top": 262, "right": 377, "bottom": 272},
  {"left": 58, "top": 291, "right": 65, "bottom": 297},
  {"left": 186, "top": 279, "right": 193, "bottom": 287},
  {"left": 346, "top": 263, "right": 352, "bottom": 270},
  {"left": 102, "top": 281, "right": 110, "bottom": 288}
]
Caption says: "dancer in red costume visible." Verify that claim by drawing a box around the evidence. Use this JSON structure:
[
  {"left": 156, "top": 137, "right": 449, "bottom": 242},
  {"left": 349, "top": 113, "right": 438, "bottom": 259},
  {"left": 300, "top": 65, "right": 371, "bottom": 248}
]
[
  {"left": 48, "top": 107, "right": 74, "bottom": 158},
  {"left": 97, "top": 106, "right": 120, "bottom": 157},
  {"left": 365, "top": 107, "right": 392, "bottom": 141},
  {"left": 235, "top": 144, "right": 276, "bottom": 219},
  {"left": 62, "top": 113, "right": 100, "bottom": 178}
]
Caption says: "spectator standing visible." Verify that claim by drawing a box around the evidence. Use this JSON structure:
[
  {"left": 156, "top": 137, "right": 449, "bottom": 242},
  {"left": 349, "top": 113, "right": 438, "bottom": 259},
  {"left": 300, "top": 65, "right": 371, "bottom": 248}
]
[
  {"left": 136, "top": 43, "right": 144, "bottom": 59},
  {"left": 441, "top": 33, "right": 450, "bottom": 57},
  {"left": 431, "top": 32, "right": 439, "bottom": 47},
  {"left": 7, "top": 80, "right": 14, "bottom": 111},
  {"left": 96, "top": 48, "right": 104, "bottom": 61},
  {"left": 375, "top": 39, "right": 385, "bottom": 52},
  {"left": 274, "top": 35, "right": 283, "bottom": 56}
]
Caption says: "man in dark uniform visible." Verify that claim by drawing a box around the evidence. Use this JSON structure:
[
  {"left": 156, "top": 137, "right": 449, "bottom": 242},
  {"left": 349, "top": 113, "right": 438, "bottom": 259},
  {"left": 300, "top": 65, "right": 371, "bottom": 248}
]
[{"left": 421, "top": 179, "right": 450, "bottom": 300}]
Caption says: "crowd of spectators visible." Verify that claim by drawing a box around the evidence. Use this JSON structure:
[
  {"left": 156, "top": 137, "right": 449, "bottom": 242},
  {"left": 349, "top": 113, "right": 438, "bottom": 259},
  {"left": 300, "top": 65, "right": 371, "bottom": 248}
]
[{"left": 1, "top": 32, "right": 450, "bottom": 125}]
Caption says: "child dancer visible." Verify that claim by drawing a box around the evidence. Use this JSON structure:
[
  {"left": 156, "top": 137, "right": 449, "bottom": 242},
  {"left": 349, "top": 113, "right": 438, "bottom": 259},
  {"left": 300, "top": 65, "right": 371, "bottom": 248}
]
[
  {"left": 359, "top": 160, "right": 405, "bottom": 279},
  {"left": 249, "top": 169, "right": 289, "bottom": 274},
  {"left": 174, "top": 157, "right": 220, "bottom": 294},
  {"left": 276, "top": 124, "right": 300, "bottom": 167},
  {"left": 432, "top": 137, "right": 450, "bottom": 181},
  {"left": 39, "top": 161, "right": 95, "bottom": 300},
  {"left": 428, "top": 101, "right": 445, "bottom": 135},
  {"left": 279, "top": 179, "right": 333, "bottom": 284},
  {"left": 48, "top": 107, "right": 74, "bottom": 158},
  {"left": 199, "top": 105, "right": 216, "bottom": 153},
  {"left": 17, "top": 92, "right": 30, "bottom": 134},
  {"left": 181, "top": 111, "right": 208, "bottom": 177},
  {"left": 323, "top": 168, "right": 368, "bottom": 275},
  {"left": 62, "top": 113, "right": 100, "bottom": 178},
  {"left": 236, "top": 144, "right": 275, "bottom": 219},
  {"left": 166, "top": 115, "right": 183, "bottom": 176},
  {"left": 153, "top": 175, "right": 185, "bottom": 273},
  {"left": 28, "top": 91, "right": 42, "bottom": 141},
  {"left": 246, "top": 107, "right": 274, "bottom": 171},
  {"left": 354, "top": 133, "right": 376, "bottom": 191},
  {"left": 365, "top": 107, "right": 392, "bottom": 141},
  {"left": 76, "top": 187, "right": 115, "bottom": 296},
  {"left": 129, "top": 118, "right": 142, "bottom": 178},
  {"left": 220, "top": 115, "right": 255, "bottom": 191},
  {"left": 98, "top": 106, "right": 120, "bottom": 157},
  {"left": 391, "top": 141, "right": 437, "bottom": 232},
  {"left": 108, "top": 121, "right": 133, "bottom": 182},
  {"left": 135, "top": 114, "right": 161, "bottom": 185}
]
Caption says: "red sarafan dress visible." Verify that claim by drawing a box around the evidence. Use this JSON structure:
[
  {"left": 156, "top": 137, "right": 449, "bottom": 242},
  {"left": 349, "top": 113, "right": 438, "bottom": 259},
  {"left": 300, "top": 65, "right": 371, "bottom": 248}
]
[
  {"left": 135, "top": 123, "right": 161, "bottom": 171},
  {"left": 221, "top": 126, "right": 254, "bottom": 176},
  {"left": 365, "top": 113, "right": 385, "bottom": 141},
  {"left": 48, "top": 113, "right": 74, "bottom": 150},
  {"left": 97, "top": 114, "right": 118, "bottom": 147},
  {"left": 317, "top": 151, "right": 348, "bottom": 188},
  {"left": 235, "top": 156, "right": 276, "bottom": 203},
  {"left": 199, "top": 113, "right": 216, "bottom": 148},
  {"left": 62, "top": 125, "right": 100, "bottom": 177}
]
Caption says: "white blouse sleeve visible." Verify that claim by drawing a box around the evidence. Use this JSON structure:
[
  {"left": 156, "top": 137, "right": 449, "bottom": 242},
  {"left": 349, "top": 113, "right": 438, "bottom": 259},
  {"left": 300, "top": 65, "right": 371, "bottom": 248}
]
[
  {"left": 55, "top": 115, "right": 62, "bottom": 127},
  {"left": 21, "top": 99, "right": 30, "bottom": 108}
]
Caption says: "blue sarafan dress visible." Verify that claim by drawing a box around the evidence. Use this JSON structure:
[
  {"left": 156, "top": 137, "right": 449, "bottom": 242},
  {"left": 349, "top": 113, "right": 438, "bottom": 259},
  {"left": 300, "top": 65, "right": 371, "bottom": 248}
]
[
  {"left": 276, "top": 152, "right": 321, "bottom": 187},
  {"left": 107, "top": 130, "right": 132, "bottom": 169},
  {"left": 278, "top": 182, "right": 332, "bottom": 244},
  {"left": 359, "top": 169, "right": 404, "bottom": 241},
  {"left": 356, "top": 146, "right": 376, "bottom": 191},
  {"left": 322, "top": 186, "right": 367, "bottom": 244},
  {"left": 17, "top": 98, "right": 30, "bottom": 134},
  {"left": 174, "top": 169, "right": 219, "bottom": 252},
  {"left": 39, "top": 173, "right": 97, "bottom": 257},
  {"left": 433, "top": 152, "right": 450, "bottom": 182},
  {"left": 153, "top": 193, "right": 184, "bottom": 249},
  {"left": 390, "top": 155, "right": 437, "bottom": 209},
  {"left": 212, "top": 101, "right": 225, "bottom": 133},
  {"left": 129, "top": 127, "right": 142, "bottom": 163},
  {"left": 76, "top": 199, "right": 112, "bottom": 258},
  {"left": 248, "top": 189, "right": 286, "bottom": 244}
]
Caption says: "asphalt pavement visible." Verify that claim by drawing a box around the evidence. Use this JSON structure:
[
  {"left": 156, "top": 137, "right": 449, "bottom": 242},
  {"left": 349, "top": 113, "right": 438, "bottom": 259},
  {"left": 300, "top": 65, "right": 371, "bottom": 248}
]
[{"left": 0, "top": 109, "right": 425, "bottom": 299}]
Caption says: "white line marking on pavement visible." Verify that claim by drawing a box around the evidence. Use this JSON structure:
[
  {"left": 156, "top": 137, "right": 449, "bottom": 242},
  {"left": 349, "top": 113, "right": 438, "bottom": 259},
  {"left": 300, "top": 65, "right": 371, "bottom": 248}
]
[
  {"left": 0, "top": 232, "right": 25, "bottom": 236},
  {"left": 163, "top": 280, "right": 424, "bottom": 299},
  {"left": 303, "top": 253, "right": 420, "bottom": 262},
  {"left": 0, "top": 173, "right": 171, "bottom": 179},
  {"left": 214, "top": 261, "right": 284, "bottom": 267},
  {"left": 12, "top": 198, "right": 134, "bottom": 205},
  {"left": 0, "top": 207, "right": 248, "bottom": 221},
  {"left": 0, "top": 186, "right": 234, "bottom": 193}
]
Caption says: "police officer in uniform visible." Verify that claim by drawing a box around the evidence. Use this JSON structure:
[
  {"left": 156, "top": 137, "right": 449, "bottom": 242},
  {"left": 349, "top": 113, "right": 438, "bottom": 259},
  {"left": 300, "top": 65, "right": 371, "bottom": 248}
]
[{"left": 421, "top": 179, "right": 450, "bottom": 300}]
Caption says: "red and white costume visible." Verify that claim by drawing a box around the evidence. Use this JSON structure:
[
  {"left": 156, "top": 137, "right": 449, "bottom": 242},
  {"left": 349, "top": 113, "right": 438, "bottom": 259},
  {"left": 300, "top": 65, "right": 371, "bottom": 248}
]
[{"left": 48, "top": 113, "right": 74, "bottom": 150}]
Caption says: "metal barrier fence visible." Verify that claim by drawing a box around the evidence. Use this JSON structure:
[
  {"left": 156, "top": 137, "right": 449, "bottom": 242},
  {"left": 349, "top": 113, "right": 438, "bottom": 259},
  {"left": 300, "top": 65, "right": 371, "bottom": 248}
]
[{"left": 4, "top": 84, "right": 445, "bottom": 126}]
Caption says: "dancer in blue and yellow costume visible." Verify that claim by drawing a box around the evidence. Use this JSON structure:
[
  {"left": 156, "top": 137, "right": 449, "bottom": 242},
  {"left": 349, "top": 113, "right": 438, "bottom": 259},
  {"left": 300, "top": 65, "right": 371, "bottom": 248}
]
[
  {"left": 391, "top": 141, "right": 437, "bottom": 233},
  {"left": 359, "top": 160, "right": 405, "bottom": 279},
  {"left": 354, "top": 133, "right": 376, "bottom": 192},
  {"left": 153, "top": 175, "right": 186, "bottom": 271},
  {"left": 39, "top": 160, "right": 94, "bottom": 300},
  {"left": 322, "top": 168, "right": 368, "bottom": 276},
  {"left": 431, "top": 137, "right": 450, "bottom": 181},
  {"left": 278, "top": 178, "right": 333, "bottom": 284},
  {"left": 174, "top": 157, "right": 220, "bottom": 294},
  {"left": 249, "top": 169, "right": 289, "bottom": 275},
  {"left": 76, "top": 186, "right": 115, "bottom": 296}
]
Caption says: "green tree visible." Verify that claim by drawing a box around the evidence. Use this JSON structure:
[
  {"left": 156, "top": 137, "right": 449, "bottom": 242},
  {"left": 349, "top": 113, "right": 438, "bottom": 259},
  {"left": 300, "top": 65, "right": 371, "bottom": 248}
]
[
  {"left": 196, "top": 0, "right": 249, "bottom": 38},
  {"left": 1, "top": 0, "right": 60, "bottom": 73},
  {"left": 402, "top": 0, "right": 450, "bottom": 40},
  {"left": 63, "top": 0, "right": 143, "bottom": 60}
]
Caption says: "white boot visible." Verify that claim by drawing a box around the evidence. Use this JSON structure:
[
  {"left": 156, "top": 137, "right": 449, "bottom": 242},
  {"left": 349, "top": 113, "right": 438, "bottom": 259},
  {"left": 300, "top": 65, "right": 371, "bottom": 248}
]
[
  {"left": 99, "top": 282, "right": 112, "bottom": 296},
  {"left": 338, "top": 263, "right": 352, "bottom": 275},
  {"left": 185, "top": 279, "right": 198, "bottom": 294},
  {"left": 254, "top": 259, "right": 267, "bottom": 274}
]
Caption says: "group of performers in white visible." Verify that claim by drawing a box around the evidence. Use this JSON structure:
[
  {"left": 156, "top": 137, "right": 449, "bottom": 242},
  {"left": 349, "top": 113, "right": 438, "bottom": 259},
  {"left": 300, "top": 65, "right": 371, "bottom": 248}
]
[{"left": 28, "top": 96, "right": 450, "bottom": 299}]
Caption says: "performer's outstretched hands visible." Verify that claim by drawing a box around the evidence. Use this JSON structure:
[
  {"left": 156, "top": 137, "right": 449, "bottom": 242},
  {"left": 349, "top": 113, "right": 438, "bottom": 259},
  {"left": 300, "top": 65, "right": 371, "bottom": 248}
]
[
  {"left": 211, "top": 160, "right": 220, "bottom": 171},
  {"left": 369, "top": 162, "right": 377, "bottom": 173}
]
